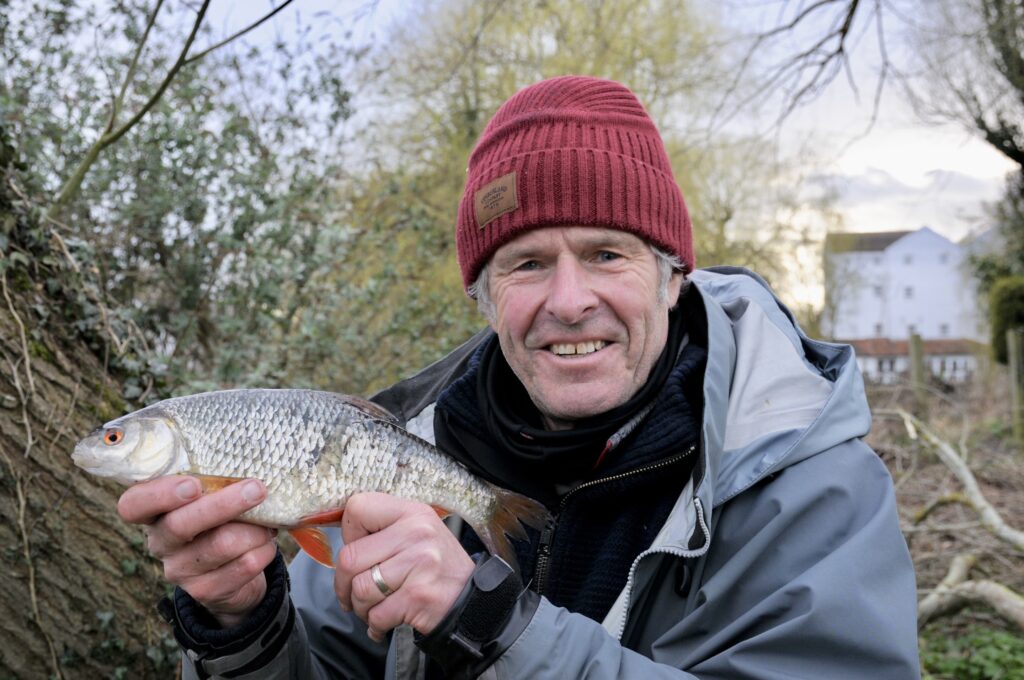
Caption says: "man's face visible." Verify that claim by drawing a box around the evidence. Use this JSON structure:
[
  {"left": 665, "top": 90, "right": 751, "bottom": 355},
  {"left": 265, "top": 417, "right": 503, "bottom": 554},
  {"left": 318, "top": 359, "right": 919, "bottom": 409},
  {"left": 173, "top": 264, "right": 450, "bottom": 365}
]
[{"left": 487, "top": 227, "right": 683, "bottom": 431}]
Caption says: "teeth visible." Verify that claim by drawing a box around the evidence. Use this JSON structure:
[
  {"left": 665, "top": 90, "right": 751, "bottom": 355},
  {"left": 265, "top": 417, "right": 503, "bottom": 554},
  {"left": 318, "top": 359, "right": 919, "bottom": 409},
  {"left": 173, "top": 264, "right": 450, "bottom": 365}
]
[{"left": 550, "top": 340, "right": 607, "bottom": 356}]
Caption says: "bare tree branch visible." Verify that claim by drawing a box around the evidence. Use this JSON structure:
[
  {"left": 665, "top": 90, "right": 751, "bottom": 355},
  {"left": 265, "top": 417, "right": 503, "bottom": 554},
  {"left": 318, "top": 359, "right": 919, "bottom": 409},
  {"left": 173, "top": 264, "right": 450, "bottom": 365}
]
[
  {"left": 183, "top": 0, "right": 296, "bottom": 66},
  {"left": 103, "top": 0, "right": 210, "bottom": 149},
  {"left": 709, "top": 0, "right": 894, "bottom": 131},
  {"left": 879, "top": 408, "right": 1024, "bottom": 552},
  {"left": 918, "top": 553, "right": 1024, "bottom": 631},
  {"left": 45, "top": 0, "right": 305, "bottom": 222},
  {"left": 108, "top": 0, "right": 165, "bottom": 133}
]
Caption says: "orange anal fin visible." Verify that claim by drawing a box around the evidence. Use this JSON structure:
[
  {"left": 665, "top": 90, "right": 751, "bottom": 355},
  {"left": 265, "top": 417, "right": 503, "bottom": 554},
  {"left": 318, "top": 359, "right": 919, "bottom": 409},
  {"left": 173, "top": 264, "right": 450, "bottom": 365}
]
[
  {"left": 431, "top": 505, "right": 451, "bottom": 519},
  {"left": 296, "top": 508, "right": 345, "bottom": 526},
  {"left": 194, "top": 474, "right": 246, "bottom": 494},
  {"left": 289, "top": 527, "right": 334, "bottom": 568}
]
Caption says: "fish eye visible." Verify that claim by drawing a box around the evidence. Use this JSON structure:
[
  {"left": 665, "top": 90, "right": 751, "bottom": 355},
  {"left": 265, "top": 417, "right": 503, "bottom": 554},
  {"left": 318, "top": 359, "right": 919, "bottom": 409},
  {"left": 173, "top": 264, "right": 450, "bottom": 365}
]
[{"left": 103, "top": 428, "right": 125, "bottom": 446}]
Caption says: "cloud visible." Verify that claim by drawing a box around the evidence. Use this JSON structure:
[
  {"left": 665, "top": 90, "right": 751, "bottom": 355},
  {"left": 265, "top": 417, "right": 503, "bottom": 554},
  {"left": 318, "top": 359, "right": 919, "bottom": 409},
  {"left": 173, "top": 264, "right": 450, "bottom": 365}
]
[{"left": 810, "top": 167, "right": 1007, "bottom": 238}]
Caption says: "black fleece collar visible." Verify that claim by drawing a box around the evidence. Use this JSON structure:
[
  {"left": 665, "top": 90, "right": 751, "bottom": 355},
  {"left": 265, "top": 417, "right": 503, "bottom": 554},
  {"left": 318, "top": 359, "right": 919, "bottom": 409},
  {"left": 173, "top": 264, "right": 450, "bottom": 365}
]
[{"left": 434, "top": 290, "right": 706, "bottom": 508}]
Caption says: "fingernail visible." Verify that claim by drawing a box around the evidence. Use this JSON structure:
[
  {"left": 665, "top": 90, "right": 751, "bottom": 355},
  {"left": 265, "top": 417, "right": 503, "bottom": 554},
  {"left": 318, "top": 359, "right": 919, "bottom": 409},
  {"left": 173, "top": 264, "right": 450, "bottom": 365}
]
[
  {"left": 242, "top": 481, "right": 264, "bottom": 503},
  {"left": 176, "top": 480, "right": 199, "bottom": 500}
]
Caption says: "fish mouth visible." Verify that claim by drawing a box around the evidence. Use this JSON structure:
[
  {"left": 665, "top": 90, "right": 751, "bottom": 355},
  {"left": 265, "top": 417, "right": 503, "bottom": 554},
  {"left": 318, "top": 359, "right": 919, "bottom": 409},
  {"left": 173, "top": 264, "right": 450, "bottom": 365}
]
[
  {"left": 546, "top": 340, "right": 609, "bottom": 357},
  {"left": 71, "top": 446, "right": 106, "bottom": 471}
]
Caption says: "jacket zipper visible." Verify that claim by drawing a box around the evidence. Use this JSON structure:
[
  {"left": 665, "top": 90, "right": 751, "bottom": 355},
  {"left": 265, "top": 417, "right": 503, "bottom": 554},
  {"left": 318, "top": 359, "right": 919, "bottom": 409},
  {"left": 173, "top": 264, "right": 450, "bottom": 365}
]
[{"left": 532, "top": 445, "right": 696, "bottom": 596}]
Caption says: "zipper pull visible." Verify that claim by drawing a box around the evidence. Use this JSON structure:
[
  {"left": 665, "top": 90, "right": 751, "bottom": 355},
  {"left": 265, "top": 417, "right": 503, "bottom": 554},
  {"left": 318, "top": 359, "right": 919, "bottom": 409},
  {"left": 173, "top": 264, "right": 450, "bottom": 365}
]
[{"left": 533, "top": 515, "right": 557, "bottom": 595}]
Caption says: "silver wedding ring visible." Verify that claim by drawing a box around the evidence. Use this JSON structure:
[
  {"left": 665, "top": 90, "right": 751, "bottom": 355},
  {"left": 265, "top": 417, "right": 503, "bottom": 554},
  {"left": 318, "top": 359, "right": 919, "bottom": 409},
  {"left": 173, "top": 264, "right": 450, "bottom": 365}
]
[{"left": 371, "top": 563, "right": 392, "bottom": 596}]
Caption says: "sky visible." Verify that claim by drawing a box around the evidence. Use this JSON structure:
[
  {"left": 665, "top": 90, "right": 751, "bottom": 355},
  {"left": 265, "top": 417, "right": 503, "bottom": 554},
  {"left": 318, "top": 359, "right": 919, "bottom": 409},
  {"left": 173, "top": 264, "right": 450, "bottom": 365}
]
[
  {"left": 206, "top": 0, "right": 1016, "bottom": 248},
  {"left": 787, "top": 68, "right": 1015, "bottom": 244},
  {"left": 713, "top": 0, "right": 1018, "bottom": 244}
]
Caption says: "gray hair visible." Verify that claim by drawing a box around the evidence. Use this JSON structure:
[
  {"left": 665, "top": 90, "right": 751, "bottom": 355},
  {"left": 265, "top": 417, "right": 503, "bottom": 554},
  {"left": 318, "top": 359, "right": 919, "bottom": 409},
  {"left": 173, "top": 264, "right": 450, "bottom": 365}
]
[{"left": 468, "top": 244, "right": 688, "bottom": 323}]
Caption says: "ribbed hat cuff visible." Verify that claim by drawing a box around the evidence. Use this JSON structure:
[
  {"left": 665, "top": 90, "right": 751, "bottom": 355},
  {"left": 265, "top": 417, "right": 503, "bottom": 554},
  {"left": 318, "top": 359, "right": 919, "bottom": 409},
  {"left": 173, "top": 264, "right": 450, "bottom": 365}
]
[{"left": 457, "top": 147, "right": 690, "bottom": 288}]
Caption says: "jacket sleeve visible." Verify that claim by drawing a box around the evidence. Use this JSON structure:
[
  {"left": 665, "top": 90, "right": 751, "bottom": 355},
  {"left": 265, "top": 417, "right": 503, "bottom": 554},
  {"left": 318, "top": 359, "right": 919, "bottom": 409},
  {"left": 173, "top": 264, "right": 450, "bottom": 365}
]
[
  {"left": 178, "top": 529, "right": 387, "bottom": 680},
  {"left": 488, "top": 440, "right": 920, "bottom": 679}
]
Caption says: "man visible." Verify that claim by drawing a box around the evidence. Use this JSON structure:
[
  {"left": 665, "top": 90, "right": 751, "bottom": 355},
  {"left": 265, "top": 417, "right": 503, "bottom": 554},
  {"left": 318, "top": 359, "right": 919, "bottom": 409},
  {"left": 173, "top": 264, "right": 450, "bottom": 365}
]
[{"left": 118, "top": 76, "right": 921, "bottom": 678}]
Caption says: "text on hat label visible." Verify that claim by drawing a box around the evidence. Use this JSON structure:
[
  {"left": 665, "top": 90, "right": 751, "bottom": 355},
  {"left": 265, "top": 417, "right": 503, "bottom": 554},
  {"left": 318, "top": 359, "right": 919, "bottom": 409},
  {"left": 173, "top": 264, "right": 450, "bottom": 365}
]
[{"left": 475, "top": 171, "right": 518, "bottom": 228}]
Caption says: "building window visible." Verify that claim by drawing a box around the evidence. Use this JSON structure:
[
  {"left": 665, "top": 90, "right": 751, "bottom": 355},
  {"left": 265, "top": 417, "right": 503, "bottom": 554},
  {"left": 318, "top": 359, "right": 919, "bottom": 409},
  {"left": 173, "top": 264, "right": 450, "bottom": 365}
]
[
  {"left": 940, "top": 323, "right": 949, "bottom": 336},
  {"left": 905, "top": 286, "right": 914, "bottom": 299},
  {"left": 873, "top": 285, "right": 883, "bottom": 297},
  {"left": 940, "top": 252, "right": 949, "bottom": 264},
  {"left": 904, "top": 254, "right": 913, "bottom": 265},
  {"left": 874, "top": 323, "right": 883, "bottom": 336}
]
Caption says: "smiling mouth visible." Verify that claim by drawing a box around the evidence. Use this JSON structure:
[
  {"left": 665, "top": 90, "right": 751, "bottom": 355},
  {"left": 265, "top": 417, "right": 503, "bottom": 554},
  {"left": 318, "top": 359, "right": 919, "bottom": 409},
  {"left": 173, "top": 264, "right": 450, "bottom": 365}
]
[{"left": 548, "top": 340, "right": 608, "bottom": 356}]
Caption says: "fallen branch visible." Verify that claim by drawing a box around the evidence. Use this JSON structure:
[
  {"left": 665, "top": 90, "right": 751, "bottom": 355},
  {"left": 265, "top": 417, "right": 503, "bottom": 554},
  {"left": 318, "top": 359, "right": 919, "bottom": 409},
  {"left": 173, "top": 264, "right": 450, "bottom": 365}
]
[
  {"left": 918, "top": 553, "right": 1024, "bottom": 631},
  {"left": 900, "top": 521, "right": 981, "bottom": 535},
  {"left": 878, "top": 408, "right": 1024, "bottom": 552},
  {"left": 913, "top": 492, "right": 970, "bottom": 524}
]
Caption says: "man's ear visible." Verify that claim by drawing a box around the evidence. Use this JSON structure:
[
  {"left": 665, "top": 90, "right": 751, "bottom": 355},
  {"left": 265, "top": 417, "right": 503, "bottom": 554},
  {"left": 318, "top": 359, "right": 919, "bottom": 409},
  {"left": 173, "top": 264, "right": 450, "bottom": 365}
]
[{"left": 668, "top": 271, "right": 685, "bottom": 308}]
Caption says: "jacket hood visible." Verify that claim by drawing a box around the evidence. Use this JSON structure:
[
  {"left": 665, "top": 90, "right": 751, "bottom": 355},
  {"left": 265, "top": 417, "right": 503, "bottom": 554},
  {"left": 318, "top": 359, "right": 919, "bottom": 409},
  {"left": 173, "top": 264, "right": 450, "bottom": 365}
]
[
  {"left": 691, "top": 266, "right": 871, "bottom": 515},
  {"left": 377, "top": 265, "right": 871, "bottom": 552}
]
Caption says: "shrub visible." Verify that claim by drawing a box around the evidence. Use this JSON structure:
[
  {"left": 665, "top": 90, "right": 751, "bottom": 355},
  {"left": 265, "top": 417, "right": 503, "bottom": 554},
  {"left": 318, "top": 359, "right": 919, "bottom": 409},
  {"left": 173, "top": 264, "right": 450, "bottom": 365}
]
[
  {"left": 921, "top": 626, "right": 1024, "bottom": 679},
  {"left": 989, "top": 276, "right": 1024, "bottom": 364}
]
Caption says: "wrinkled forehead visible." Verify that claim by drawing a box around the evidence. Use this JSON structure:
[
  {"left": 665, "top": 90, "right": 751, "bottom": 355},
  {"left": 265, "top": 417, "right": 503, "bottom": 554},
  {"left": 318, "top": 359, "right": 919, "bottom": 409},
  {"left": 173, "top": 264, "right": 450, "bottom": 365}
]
[{"left": 490, "top": 226, "right": 651, "bottom": 263}]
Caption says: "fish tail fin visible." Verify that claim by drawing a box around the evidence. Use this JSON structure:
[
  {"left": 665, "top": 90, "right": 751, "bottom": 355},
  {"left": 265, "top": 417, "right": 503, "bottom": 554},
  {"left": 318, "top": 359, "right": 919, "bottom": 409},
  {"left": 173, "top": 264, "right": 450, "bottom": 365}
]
[{"left": 474, "top": 486, "right": 551, "bottom": 571}]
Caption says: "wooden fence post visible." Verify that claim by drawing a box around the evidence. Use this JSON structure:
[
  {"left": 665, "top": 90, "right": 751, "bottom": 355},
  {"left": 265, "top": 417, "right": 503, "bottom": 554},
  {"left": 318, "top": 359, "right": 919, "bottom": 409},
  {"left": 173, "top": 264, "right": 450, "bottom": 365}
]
[
  {"left": 1009, "top": 328, "right": 1023, "bottom": 444},
  {"left": 910, "top": 333, "right": 927, "bottom": 417}
]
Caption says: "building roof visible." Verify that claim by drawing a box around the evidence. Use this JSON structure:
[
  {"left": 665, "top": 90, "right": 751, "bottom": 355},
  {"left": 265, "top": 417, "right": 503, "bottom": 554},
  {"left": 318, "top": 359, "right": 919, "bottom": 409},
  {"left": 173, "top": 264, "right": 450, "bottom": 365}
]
[
  {"left": 824, "top": 230, "right": 911, "bottom": 254},
  {"left": 842, "top": 338, "right": 986, "bottom": 357}
]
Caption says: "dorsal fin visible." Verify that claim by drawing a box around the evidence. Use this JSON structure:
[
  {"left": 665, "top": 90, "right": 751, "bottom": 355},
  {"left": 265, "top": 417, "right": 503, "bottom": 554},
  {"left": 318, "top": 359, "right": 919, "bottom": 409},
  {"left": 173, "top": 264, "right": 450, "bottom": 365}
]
[{"left": 339, "top": 395, "right": 399, "bottom": 423}]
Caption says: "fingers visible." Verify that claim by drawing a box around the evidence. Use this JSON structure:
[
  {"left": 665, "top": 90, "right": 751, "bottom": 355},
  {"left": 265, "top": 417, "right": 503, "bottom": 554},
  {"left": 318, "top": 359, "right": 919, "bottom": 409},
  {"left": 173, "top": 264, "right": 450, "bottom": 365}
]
[
  {"left": 361, "top": 550, "right": 470, "bottom": 643},
  {"left": 341, "top": 492, "right": 436, "bottom": 546},
  {"left": 336, "top": 494, "right": 441, "bottom": 608},
  {"left": 163, "top": 522, "right": 275, "bottom": 581},
  {"left": 145, "top": 479, "right": 266, "bottom": 556},
  {"left": 347, "top": 559, "right": 400, "bottom": 625},
  {"left": 117, "top": 475, "right": 204, "bottom": 525},
  {"left": 179, "top": 540, "right": 278, "bottom": 612},
  {"left": 115, "top": 475, "right": 274, "bottom": 627},
  {"left": 334, "top": 493, "right": 474, "bottom": 641}
]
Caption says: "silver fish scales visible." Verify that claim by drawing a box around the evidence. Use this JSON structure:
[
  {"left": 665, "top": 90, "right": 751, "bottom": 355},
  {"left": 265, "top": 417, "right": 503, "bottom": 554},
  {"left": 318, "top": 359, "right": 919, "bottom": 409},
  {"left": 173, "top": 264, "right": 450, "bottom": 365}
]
[{"left": 72, "top": 389, "right": 549, "bottom": 568}]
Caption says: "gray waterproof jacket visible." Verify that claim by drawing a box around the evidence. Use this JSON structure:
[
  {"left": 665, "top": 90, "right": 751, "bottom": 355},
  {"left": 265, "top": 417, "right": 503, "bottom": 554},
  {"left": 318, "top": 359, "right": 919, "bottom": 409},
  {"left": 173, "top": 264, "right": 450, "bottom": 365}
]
[{"left": 181, "top": 267, "right": 921, "bottom": 679}]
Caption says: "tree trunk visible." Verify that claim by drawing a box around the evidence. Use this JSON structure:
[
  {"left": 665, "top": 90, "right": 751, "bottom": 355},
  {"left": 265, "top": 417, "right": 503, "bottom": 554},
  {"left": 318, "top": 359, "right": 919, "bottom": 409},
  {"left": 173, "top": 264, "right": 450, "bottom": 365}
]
[{"left": 0, "top": 279, "right": 174, "bottom": 678}]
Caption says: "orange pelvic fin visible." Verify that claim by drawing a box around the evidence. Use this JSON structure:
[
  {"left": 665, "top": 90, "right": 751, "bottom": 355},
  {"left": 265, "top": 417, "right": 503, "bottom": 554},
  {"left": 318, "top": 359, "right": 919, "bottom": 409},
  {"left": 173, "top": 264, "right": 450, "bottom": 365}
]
[
  {"left": 194, "top": 474, "right": 246, "bottom": 494},
  {"left": 288, "top": 527, "right": 334, "bottom": 568},
  {"left": 431, "top": 505, "right": 451, "bottom": 520}
]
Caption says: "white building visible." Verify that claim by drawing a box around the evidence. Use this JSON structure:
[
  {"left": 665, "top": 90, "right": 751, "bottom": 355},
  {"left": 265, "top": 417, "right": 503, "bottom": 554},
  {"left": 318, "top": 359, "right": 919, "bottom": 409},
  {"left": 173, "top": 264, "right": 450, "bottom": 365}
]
[{"left": 823, "top": 227, "right": 986, "bottom": 383}]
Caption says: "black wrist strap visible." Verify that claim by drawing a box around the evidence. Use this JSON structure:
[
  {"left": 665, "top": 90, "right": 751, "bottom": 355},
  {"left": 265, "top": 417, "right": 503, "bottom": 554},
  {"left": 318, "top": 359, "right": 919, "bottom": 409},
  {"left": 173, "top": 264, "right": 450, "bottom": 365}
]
[
  {"left": 415, "top": 554, "right": 538, "bottom": 679},
  {"left": 157, "top": 551, "right": 293, "bottom": 679}
]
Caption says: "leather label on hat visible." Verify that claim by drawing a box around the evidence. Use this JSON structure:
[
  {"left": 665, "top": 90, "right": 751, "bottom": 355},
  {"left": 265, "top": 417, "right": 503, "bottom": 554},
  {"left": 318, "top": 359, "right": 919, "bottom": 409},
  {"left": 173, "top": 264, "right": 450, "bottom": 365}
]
[{"left": 474, "top": 171, "right": 518, "bottom": 228}]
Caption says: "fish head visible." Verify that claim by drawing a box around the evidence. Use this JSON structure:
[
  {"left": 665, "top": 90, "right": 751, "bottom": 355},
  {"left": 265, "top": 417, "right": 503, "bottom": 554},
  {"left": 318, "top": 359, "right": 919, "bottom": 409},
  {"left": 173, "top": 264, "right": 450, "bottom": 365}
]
[{"left": 73, "top": 414, "right": 187, "bottom": 484}]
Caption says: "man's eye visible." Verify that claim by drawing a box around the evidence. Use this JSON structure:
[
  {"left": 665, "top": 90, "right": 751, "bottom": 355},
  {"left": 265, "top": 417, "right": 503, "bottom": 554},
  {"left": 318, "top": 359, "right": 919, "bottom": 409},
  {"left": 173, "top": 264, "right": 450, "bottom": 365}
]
[
  {"left": 516, "top": 260, "right": 540, "bottom": 271},
  {"left": 596, "top": 251, "right": 621, "bottom": 262}
]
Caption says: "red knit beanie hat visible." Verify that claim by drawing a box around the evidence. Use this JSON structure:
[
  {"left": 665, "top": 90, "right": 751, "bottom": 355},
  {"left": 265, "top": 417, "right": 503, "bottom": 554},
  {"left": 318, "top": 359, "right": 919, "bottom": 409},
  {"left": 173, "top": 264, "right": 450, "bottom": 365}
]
[{"left": 456, "top": 75, "right": 694, "bottom": 290}]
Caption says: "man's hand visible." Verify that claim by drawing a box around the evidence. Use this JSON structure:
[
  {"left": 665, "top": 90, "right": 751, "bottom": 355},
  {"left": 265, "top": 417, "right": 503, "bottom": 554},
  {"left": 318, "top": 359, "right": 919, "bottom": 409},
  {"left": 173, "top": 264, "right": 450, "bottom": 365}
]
[
  {"left": 117, "top": 476, "right": 277, "bottom": 628},
  {"left": 335, "top": 492, "right": 475, "bottom": 642}
]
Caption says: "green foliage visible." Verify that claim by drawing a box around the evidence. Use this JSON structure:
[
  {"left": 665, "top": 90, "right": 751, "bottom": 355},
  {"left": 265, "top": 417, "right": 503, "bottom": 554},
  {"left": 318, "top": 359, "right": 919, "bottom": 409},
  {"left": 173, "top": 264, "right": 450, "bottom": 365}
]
[
  {"left": 989, "top": 275, "right": 1024, "bottom": 363},
  {"left": 921, "top": 626, "right": 1024, "bottom": 680},
  {"left": 326, "top": 0, "right": 830, "bottom": 392},
  {"left": 2, "top": 0, "right": 364, "bottom": 396},
  {"left": 2, "top": 0, "right": 836, "bottom": 406}
]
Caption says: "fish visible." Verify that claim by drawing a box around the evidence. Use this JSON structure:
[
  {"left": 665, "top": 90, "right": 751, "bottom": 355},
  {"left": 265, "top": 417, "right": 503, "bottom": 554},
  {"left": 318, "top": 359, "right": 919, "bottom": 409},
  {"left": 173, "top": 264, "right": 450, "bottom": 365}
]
[{"left": 72, "top": 388, "right": 549, "bottom": 569}]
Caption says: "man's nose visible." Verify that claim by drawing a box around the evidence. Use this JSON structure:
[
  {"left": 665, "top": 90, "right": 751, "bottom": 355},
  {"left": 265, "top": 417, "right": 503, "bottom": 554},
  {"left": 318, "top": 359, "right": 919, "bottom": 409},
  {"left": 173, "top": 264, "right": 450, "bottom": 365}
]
[{"left": 544, "top": 256, "right": 598, "bottom": 325}]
